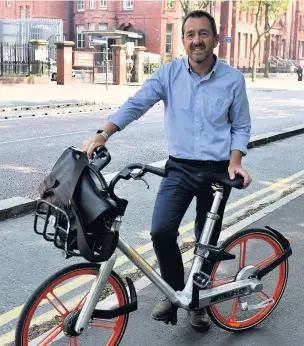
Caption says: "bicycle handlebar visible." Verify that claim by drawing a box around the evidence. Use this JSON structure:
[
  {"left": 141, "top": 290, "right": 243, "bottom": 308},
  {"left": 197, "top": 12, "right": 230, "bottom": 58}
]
[{"left": 108, "top": 163, "right": 167, "bottom": 203}]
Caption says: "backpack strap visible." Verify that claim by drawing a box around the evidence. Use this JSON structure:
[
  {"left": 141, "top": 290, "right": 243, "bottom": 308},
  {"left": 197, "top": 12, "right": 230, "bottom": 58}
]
[
  {"left": 69, "top": 153, "right": 88, "bottom": 203},
  {"left": 70, "top": 199, "right": 104, "bottom": 262}
]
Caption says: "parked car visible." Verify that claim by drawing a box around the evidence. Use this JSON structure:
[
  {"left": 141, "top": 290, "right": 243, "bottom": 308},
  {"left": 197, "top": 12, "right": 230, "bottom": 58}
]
[{"left": 49, "top": 60, "right": 76, "bottom": 81}]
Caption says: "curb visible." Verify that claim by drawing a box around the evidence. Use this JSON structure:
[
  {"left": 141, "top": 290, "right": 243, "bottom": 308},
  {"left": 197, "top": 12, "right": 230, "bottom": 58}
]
[
  {"left": 0, "top": 104, "right": 121, "bottom": 120},
  {"left": 248, "top": 124, "right": 304, "bottom": 148},
  {"left": 0, "top": 197, "right": 37, "bottom": 221},
  {"left": 0, "top": 101, "right": 96, "bottom": 113},
  {"left": 1, "top": 124, "right": 304, "bottom": 221}
]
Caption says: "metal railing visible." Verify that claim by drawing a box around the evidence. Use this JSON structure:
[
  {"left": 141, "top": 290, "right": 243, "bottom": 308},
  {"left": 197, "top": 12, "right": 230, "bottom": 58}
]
[{"left": 0, "top": 42, "right": 31, "bottom": 76}]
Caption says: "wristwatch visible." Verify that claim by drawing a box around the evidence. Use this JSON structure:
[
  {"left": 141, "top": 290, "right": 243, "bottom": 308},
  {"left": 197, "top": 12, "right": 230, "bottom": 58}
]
[{"left": 96, "top": 129, "right": 109, "bottom": 141}]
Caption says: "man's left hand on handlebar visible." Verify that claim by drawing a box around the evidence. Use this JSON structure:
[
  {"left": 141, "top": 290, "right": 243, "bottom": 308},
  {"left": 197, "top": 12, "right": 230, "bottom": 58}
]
[
  {"left": 82, "top": 123, "right": 120, "bottom": 158},
  {"left": 82, "top": 134, "right": 106, "bottom": 159}
]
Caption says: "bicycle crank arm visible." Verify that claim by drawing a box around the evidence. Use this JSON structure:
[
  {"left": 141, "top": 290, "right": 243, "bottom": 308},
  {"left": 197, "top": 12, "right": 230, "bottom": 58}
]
[{"left": 240, "top": 298, "right": 275, "bottom": 311}]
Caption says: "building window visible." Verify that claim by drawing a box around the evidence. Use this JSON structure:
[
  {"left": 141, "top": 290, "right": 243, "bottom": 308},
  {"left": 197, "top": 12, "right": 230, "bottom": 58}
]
[
  {"left": 301, "top": 41, "right": 304, "bottom": 57},
  {"left": 243, "top": 33, "right": 248, "bottom": 58},
  {"left": 99, "top": 23, "right": 108, "bottom": 30},
  {"left": 89, "top": 0, "right": 95, "bottom": 9},
  {"left": 26, "top": 6, "right": 31, "bottom": 18},
  {"left": 166, "top": 23, "right": 173, "bottom": 54},
  {"left": 100, "top": 0, "right": 108, "bottom": 9},
  {"left": 77, "top": 0, "right": 85, "bottom": 11},
  {"left": 76, "top": 25, "right": 85, "bottom": 48},
  {"left": 166, "top": 0, "right": 174, "bottom": 9},
  {"left": 281, "top": 39, "right": 285, "bottom": 58},
  {"left": 20, "top": 6, "right": 25, "bottom": 19},
  {"left": 88, "top": 23, "right": 95, "bottom": 47},
  {"left": 123, "top": 0, "right": 133, "bottom": 10},
  {"left": 6, "top": 0, "right": 11, "bottom": 8},
  {"left": 88, "top": 23, "right": 95, "bottom": 31}
]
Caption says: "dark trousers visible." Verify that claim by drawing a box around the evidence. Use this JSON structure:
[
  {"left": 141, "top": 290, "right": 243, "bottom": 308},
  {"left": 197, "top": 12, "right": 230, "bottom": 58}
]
[{"left": 150, "top": 158, "right": 231, "bottom": 291}]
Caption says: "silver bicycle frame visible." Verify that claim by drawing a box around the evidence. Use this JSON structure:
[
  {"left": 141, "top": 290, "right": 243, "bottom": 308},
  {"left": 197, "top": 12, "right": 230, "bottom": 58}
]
[{"left": 74, "top": 187, "right": 263, "bottom": 334}]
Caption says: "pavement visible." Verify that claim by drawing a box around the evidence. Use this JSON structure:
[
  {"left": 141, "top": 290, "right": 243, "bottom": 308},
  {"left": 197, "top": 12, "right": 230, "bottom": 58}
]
[{"left": 0, "top": 74, "right": 303, "bottom": 113}]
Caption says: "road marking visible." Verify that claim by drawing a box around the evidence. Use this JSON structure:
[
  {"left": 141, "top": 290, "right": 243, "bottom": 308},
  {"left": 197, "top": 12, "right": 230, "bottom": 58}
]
[
  {"left": 0, "top": 110, "right": 105, "bottom": 122},
  {"left": 0, "top": 131, "right": 89, "bottom": 145},
  {"left": 0, "top": 170, "right": 304, "bottom": 337}
]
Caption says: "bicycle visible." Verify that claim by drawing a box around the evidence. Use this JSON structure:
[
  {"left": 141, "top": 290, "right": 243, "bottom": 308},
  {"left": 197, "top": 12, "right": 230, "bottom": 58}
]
[{"left": 15, "top": 148, "right": 292, "bottom": 345}]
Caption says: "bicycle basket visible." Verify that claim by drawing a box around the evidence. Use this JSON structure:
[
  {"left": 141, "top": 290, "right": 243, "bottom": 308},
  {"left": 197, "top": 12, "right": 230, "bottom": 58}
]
[{"left": 33, "top": 146, "right": 119, "bottom": 262}]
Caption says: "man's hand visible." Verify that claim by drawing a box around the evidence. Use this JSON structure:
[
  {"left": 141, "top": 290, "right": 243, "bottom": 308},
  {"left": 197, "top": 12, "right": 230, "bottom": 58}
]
[
  {"left": 82, "top": 134, "right": 106, "bottom": 158},
  {"left": 228, "top": 163, "right": 252, "bottom": 188}
]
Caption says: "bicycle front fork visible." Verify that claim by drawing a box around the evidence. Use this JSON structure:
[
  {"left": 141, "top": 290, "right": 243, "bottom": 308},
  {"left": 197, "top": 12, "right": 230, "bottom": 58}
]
[{"left": 74, "top": 253, "right": 117, "bottom": 334}]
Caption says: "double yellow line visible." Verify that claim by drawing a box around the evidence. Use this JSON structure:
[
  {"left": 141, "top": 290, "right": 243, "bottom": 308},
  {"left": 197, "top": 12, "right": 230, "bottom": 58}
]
[{"left": 1, "top": 169, "right": 304, "bottom": 345}]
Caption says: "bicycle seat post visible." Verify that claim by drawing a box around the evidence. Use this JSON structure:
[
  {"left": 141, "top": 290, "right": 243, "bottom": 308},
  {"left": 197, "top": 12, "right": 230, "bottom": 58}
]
[{"left": 183, "top": 184, "right": 224, "bottom": 295}]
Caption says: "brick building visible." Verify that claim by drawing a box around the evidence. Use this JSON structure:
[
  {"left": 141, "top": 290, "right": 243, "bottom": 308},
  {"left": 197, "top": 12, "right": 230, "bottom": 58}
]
[
  {"left": 1, "top": 0, "right": 303, "bottom": 67},
  {"left": 0, "top": 0, "right": 72, "bottom": 39}
]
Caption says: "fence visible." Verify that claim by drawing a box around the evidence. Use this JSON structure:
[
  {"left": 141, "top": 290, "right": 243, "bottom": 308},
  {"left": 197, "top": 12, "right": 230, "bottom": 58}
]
[
  {"left": 72, "top": 48, "right": 115, "bottom": 84},
  {"left": 0, "top": 42, "right": 32, "bottom": 76},
  {"left": 0, "top": 42, "right": 50, "bottom": 77}
]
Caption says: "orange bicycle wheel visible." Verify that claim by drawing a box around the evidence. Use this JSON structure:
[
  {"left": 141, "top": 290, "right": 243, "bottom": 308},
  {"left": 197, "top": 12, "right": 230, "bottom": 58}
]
[
  {"left": 206, "top": 228, "right": 289, "bottom": 331},
  {"left": 15, "top": 263, "right": 129, "bottom": 346}
]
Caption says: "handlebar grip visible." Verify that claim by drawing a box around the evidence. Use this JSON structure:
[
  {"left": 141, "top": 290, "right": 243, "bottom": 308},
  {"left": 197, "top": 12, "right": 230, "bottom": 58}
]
[
  {"left": 91, "top": 147, "right": 111, "bottom": 171},
  {"left": 144, "top": 165, "right": 168, "bottom": 178}
]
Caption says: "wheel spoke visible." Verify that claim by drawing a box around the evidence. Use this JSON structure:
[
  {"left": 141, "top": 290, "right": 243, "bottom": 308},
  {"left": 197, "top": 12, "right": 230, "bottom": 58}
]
[
  {"left": 37, "top": 324, "right": 62, "bottom": 346},
  {"left": 254, "top": 253, "right": 277, "bottom": 269},
  {"left": 46, "top": 291, "right": 69, "bottom": 317},
  {"left": 229, "top": 298, "right": 239, "bottom": 321},
  {"left": 239, "top": 240, "right": 247, "bottom": 269},
  {"left": 212, "top": 276, "right": 235, "bottom": 287},
  {"left": 75, "top": 291, "right": 89, "bottom": 310},
  {"left": 256, "top": 290, "right": 271, "bottom": 301},
  {"left": 89, "top": 322, "right": 115, "bottom": 329},
  {"left": 68, "top": 337, "right": 78, "bottom": 346}
]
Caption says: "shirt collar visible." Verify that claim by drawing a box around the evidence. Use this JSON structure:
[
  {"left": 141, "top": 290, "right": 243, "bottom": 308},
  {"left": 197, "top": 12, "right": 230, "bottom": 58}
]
[{"left": 185, "top": 54, "right": 219, "bottom": 79}]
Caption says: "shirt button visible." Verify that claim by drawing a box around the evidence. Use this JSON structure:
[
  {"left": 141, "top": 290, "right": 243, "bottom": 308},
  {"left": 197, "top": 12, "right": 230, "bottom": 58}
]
[
  {"left": 196, "top": 101, "right": 199, "bottom": 104},
  {"left": 196, "top": 118, "right": 199, "bottom": 121},
  {"left": 196, "top": 137, "right": 199, "bottom": 140}
]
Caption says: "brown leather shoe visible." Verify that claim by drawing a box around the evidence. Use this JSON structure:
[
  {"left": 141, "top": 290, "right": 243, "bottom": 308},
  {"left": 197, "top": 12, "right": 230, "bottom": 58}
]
[
  {"left": 188, "top": 308, "right": 211, "bottom": 331},
  {"left": 151, "top": 298, "right": 173, "bottom": 320}
]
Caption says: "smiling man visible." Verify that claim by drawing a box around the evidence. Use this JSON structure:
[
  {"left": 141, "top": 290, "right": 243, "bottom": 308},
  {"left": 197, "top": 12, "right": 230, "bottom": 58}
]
[{"left": 82, "top": 10, "right": 251, "bottom": 332}]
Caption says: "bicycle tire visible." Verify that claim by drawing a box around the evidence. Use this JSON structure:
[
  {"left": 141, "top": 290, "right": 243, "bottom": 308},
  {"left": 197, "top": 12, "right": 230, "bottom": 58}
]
[
  {"left": 15, "top": 262, "right": 129, "bottom": 346},
  {"left": 206, "top": 228, "right": 289, "bottom": 332}
]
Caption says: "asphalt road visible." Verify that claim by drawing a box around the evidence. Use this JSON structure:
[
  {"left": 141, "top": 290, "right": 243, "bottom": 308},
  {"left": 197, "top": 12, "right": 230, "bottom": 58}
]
[
  {"left": 1, "top": 133, "right": 304, "bottom": 345},
  {"left": 0, "top": 89, "right": 304, "bottom": 200}
]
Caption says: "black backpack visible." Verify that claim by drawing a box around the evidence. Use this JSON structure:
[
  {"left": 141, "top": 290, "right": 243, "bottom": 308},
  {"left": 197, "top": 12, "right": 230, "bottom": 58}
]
[{"left": 34, "top": 147, "right": 119, "bottom": 262}]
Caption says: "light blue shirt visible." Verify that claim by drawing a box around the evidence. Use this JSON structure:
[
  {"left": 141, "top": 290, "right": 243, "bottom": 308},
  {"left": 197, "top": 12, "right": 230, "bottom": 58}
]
[{"left": 108, "top": 56, "right": 251, "bottom": 161}]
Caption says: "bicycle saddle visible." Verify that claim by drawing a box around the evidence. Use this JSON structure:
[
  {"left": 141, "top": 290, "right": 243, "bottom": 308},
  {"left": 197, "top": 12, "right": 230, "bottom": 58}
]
[{"left": 198, "top": 172, "right": 244, "bottom": 189}]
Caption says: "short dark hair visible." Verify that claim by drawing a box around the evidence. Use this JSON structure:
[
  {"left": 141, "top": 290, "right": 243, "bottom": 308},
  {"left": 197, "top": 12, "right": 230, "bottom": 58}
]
[{"left": 182, "top": 10, "right": 217, "bottom": 37}]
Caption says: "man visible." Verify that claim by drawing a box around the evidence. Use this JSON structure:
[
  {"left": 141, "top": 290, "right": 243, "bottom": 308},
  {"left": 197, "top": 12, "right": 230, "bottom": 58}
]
[{"left": 82, "top": 10, "right": 252, "bottom": 332}]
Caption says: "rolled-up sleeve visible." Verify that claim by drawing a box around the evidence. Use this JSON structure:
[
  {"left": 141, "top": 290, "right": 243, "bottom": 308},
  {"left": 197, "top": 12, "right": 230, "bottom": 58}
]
[
  {"left": 229, "top": 74, "right": 251, "bottom": 155},
  {"left": 108, "top": 66, "right": 166, "bottom": 130}
]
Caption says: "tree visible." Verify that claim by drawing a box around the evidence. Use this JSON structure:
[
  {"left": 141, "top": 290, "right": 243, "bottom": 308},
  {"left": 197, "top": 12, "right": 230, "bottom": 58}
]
[
  {"left": 179, "top": 0, "right": 210, "bottom": 17},
  {"left": 263, "top": 1, "right": 288, "bottom": 77},
  {"left": 241, "top": 0, "right": 288, "bottom": 81}
]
